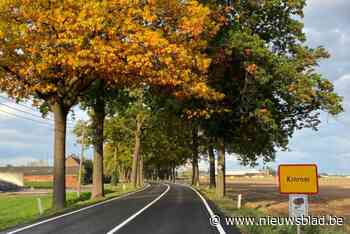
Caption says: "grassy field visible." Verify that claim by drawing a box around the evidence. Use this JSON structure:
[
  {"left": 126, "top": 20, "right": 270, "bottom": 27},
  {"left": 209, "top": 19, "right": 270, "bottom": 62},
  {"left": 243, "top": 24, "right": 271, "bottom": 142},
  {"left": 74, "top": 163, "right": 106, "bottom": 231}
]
[
  {"left": 0, "top": 183, "right": 137, "bottom": 231},
  {"left": 24, "top": 181, "right": 53, "bottom": 189},
  {"left": 197, "top": 176, "right": 350, "bottom": 234}
]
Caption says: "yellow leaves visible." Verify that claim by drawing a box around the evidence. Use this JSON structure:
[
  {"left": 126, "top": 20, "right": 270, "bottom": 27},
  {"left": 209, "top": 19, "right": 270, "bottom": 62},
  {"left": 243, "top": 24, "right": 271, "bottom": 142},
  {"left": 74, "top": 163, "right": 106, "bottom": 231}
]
[
  {"left": 190, "top": 81, "right": 224, "bottom": 101},
  {"left": 167, "top": 0, "right": 217, "bottom": 39},
  {"left": 184, "top": 107, "right": 217, "bottom": 120},
  {"left": 30, "top": 83, "right": 57, "bottom": 94},
  {"left": 0, "top": 0, "right": 220, "bottom": 102},
  {"left": 236, "top": 15, "right": 240, "bottom": 22},
  {"left": 41, "top": 84, "right": 57, "bottom": 93},
  {"left": 127, "top": 53, "right": 154, "bottom": 71},
  {"left": 196, "top": 56, "right": 211, "bottom": 72},
  {"left": 192, "top": 82, "right": 209, "bottom": 95},
  {"left": 127, "top": 55, "right": 143, "bottom": 68},
  {"left": 138, "top": 31, "right": 168, "bottom": 48},
  {"left": 143, "top": 6, "right": 156, "bottom": 23}
]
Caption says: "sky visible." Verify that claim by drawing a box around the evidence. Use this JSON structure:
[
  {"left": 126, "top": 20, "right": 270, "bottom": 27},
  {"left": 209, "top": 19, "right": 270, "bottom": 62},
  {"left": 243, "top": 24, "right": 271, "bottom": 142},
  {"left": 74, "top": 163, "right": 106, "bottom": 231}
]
[
  {"left": 0, "top": 0, "right": 349, "bottom": 174},
  {"left": 224, "top": 0, "right": 350, "bottom": 174}
]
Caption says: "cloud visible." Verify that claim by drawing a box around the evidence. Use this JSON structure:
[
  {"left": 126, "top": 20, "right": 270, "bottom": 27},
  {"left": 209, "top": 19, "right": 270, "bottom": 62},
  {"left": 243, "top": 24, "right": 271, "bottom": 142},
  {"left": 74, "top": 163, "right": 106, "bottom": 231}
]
[
  {"left": 302, "top": 0, "right": 350, "bottom": 82},
  {"left": 0, "top": 156, "right": 38, "bottom": 166},
  {"left": 0, "top": 101, "right": 86, "bottom": 166},
  {"left": 334, "top": 74, "right": 350, "bottom": 124}
]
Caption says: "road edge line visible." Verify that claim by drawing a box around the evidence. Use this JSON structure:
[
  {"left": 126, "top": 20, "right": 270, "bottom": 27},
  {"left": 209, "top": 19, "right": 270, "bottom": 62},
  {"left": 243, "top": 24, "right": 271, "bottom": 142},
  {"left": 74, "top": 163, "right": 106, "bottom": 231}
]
[
  {"left": 106, "top": 183, "right": 170, "bottom": 234},
  {"left": 7, "top": 184, "right": 151, "bottom": 234},
  {"left": 186, "top": 185, "right": 226, "bottom": 234}
]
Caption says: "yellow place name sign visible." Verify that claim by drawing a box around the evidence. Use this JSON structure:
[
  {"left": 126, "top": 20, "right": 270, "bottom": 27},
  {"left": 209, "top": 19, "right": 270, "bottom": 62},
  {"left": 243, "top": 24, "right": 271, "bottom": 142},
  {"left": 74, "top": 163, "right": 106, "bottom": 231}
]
[{"left": 278, "top": 164, "right": 319, "bottom": 194}]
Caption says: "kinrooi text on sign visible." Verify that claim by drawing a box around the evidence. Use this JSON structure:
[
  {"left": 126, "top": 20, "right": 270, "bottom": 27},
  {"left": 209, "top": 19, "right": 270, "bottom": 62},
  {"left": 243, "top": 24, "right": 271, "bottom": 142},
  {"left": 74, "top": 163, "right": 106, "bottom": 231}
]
[{"left": 278, "top": 164, "right": 319, "bottom": 194}]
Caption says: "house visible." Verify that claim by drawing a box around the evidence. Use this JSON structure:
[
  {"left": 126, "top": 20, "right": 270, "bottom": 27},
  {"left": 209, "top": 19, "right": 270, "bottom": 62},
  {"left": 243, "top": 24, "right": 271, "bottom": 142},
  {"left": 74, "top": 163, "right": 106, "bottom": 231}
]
[
  {"left": 0, "top": 154, "right": 82, "bottom": 188},
  {"left": 207, "top": 169, "right": 267, "bottom": 183},
  {"left": 65, "top": 155, "right": 81, "bottom": 168},
  {"left": 224, "top": 169, "right": 267, "bottom": 177}
]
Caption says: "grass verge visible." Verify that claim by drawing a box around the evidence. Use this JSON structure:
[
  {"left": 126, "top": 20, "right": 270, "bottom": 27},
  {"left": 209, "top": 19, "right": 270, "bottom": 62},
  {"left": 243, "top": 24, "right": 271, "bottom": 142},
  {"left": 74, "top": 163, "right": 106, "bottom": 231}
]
[
  {"left": 24, "top": 181, "right": 53, "bottom": 189},
  {"left": 0, "top": 183, "right": 141, "bottom": 231},
  {"left": 196, "top": 186, "right": 349, "bottom": 234}
]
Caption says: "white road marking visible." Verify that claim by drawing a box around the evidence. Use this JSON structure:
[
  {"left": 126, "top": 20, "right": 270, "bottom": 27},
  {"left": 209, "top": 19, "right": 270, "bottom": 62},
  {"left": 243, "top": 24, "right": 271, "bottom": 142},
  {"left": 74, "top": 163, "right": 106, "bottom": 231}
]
[
  {"left": 7, "top": 184, "right": 151, "bottom": 234},
  {"left": 186, "top": 185, "right": 226, "bottom": 234},
  {"left": 106, "top": 183, "right": 170, "bottom": 234}
]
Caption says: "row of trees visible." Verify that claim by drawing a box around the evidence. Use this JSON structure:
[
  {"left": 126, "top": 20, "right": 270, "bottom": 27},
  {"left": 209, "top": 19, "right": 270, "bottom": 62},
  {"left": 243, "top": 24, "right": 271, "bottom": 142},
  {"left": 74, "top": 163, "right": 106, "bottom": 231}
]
[{"left": 0, "top": 0, "right": 343, "bottom": 209}]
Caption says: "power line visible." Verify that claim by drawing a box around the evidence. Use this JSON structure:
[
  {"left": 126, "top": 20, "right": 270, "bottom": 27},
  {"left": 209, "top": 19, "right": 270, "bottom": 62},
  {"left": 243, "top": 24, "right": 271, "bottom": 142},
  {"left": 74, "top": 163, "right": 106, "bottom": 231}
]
[
  {"left": 0, "top": 102, "right": 52, "bottom": 121},
  {"left": 0, "top": 102, "right": 75, "bottom": 128},
  {"left": 0, "top": 95, "right": 40, "bottom": 112},
  {"left": 0, "top": 108, "right": 74, "bottom": 131},
  {"left": 0, "top": 95, "right": 76, "bottom": 126}
]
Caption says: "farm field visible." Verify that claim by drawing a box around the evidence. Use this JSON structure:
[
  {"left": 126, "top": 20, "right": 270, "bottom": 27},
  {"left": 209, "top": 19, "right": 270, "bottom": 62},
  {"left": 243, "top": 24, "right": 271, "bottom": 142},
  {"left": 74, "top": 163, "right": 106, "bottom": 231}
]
[
  {"left": 198, "top": 176, "right": 350, "bottom": 233},
  {"left": 223, "top": 176, "right": 350, "bottom": 220}
]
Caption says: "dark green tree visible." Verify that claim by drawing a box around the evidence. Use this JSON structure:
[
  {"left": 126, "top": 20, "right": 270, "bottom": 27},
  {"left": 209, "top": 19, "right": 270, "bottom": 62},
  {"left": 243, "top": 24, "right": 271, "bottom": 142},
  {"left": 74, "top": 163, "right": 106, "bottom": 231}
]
[{"left": 199, "top": 0, "right": 343, "bottom": 197}]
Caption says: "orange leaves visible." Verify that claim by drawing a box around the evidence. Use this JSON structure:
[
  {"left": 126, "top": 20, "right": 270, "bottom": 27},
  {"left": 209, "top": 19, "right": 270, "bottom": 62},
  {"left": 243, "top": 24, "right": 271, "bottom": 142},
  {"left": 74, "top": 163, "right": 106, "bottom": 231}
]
[
  {"left": 0, "top": 0, "right": 220, "bottom": 103},
  {"left": 288, "top": 84, "right": 296, "bottom": 92},
  {"left": 142, "top": 6, "right": 157, "bottom": 23},
  {"left": 184, "top": 108, "right": 211, "bottom": 120},
  {"left": 196, "top": 57, "right": 211, "bottom": 72},
  {"left": 136, "top": 30, "right": 168, "bottom": 48},
  {"left": 245, "top": 63, "right": 258, "bottom": 75},
  {"left": 30, "top": 83, "right": 57, "bottom": 94},
  {"left": 178, "top": 1, "right": 211, "bottom": 36},
  {"left": 259, "top": 108, "right": 268, "bottom": 113}
]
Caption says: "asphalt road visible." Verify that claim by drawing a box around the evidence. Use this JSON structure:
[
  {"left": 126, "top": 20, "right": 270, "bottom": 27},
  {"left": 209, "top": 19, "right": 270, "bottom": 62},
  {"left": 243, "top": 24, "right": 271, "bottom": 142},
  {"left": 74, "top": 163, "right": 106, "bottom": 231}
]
[{"left": 4, "top": 183, "right": 239, "bottom": 234}]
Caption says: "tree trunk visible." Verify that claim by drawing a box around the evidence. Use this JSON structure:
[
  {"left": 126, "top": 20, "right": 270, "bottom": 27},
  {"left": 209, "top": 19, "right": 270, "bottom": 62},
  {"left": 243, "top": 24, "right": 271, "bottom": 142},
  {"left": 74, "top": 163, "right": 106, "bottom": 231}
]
[
  {"left": 77, "top": 127, "right": 85, "bottom": 197},
  {"left": 139, "top": 154, "right": 144, "bottom": 186},
  {"left": 92, "top": 92, "right": 105, "bottom": 199},
  {"left": 119, "top": 166, "right": 125, "bottom": 182},
  {"left": 191, "top": 126, "right": 199, "bottom": 186},
  {"left": 136, "top": 150, "right": 143, "bottom": 187},
  {"left": 131, "top": 118, "right": 142, "bottom": 188},
  {"left": 136, "top": 159, "right": 141, "bottom": 187},
  {"left": 172, "top": 165, "right": 176, "bottom": 183},
  {"left": 208, "top": 144, "right": 216, "bottom": 188},
  {"left": 216, "top": 140, "right": 226, "bottom": 198},
  {"left": 114, "top": 145, "right": 118, "bottom": 183},
  {"left": 192, "top": 159, "right": 199, "bottom": 186},
  {"left": 125, "top": 168, "right": 130, "bottom": 182},
  {"left": 152, "top": 169, "right": 156, "bottom": 181},
  {"left": 157, "top": 166, "right": 160, "bottom": 182},
  {"left": 52, "top": 102, "right": 68, "bottom": 210}
]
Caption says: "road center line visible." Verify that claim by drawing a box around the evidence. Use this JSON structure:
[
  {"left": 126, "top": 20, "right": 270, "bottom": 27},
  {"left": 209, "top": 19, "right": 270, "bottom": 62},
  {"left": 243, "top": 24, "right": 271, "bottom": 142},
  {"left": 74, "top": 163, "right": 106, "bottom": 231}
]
[
  {"left": 186, "top": 185, "right": 226, "bottom": 234},
  {"left": 7, "top": 184, "right": 151, "bottom": 234},
  {"left": 106, "top": 183, "right": 171, "bottom": 234}
]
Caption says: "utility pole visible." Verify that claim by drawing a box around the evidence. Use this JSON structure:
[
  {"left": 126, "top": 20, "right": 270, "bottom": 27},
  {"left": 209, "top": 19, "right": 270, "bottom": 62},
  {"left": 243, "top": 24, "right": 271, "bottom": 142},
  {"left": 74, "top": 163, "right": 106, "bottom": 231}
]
[{"left": 77, "top": 125, "right": 85, "bottom": 197}]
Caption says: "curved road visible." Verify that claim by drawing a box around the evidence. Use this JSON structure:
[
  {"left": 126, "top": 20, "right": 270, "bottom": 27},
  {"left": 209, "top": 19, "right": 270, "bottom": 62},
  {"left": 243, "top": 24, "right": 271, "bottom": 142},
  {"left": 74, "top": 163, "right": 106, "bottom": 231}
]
[{"left": 4, "top": 183, "right": 238, "bottom": 234}]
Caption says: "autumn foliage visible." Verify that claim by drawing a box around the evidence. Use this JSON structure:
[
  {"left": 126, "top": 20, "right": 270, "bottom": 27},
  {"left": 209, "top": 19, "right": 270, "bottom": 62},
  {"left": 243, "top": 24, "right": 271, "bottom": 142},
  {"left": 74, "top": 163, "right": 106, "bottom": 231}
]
[
  {"left": 0, "top": 0, "right": 344, "bottom": 205},
  {"left": 0, "top": 0, "right": 222, "bottom": 209}
]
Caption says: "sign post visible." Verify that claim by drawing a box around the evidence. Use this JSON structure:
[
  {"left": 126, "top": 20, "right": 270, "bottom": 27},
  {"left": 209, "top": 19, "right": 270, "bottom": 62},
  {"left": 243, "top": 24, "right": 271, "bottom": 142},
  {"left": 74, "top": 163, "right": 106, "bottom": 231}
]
[
  {"left": 278, "top": 164, "right": 319, "bottom": 234},
  {"left": 289, "top": 194, "right": 308, "bottom": 234}
]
